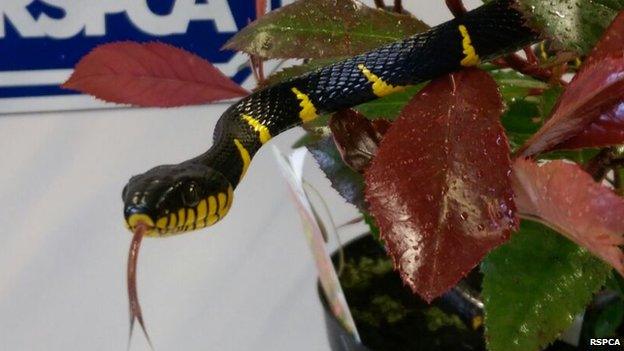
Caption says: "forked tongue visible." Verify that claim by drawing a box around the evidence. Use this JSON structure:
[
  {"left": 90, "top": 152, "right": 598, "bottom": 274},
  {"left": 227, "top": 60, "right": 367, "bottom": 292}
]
[{"left": 127, "top": 223, "right": 154, "bottom": 351}]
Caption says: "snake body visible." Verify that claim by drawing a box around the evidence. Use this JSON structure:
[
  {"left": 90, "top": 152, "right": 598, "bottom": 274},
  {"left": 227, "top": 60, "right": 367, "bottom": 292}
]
[{"left": 122, "top": 0, "right": 538, "bottom": 236}]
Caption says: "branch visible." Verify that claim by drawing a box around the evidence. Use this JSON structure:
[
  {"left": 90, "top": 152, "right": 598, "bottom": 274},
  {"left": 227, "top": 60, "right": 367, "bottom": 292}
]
[
  {"left": 496, "top": 53, "right": 568, "bottom": 86},
  {"left": 446, "top": 0, "right": 467, "bottom": 17},
  {"left": 503, "top": 54, "right": 553, "bottom": 81},
  {"left": 250, "top": 55, "right": 265, "bottom": 84},
  {"left": 523, "top": 47, "right": 538, "bottom": 65},
  {"left": 393, "top": 0, "right": 403, "bottom": 13}
]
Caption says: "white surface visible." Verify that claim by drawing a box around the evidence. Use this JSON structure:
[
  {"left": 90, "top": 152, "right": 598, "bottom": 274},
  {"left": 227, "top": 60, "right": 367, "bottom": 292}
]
[
  {"left": 0, "top": 1, "right": 483, "bottom": 350},
  {"left": 0, "top": 103, "right": 366, "bottom": 351}
]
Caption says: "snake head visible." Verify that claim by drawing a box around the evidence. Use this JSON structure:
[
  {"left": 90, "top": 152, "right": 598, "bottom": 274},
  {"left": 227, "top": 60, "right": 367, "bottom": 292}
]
[{"left": 123, "top": 163, "right": 233, "bottom": 236}]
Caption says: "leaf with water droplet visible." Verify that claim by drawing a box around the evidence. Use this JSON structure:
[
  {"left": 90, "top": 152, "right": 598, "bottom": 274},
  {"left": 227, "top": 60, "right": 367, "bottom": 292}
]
[
  {"left": 516, "top": 0, "right": 624, "bottom": 54},
  {"left": 511, "top": 158, "right": 624, "bottom": 274},
  {"left": 482, "top": 220, "right": 611, "bottom": 351},
  {"left": 223, "top": 0, "right": 429, "bottom": 59},
  {"left": 550, "top": 12, "right": 624, "bottom": 150},
  {"left": 520, "top": 11, "right": 624, "bottom": 155},
  {"left": 365, "top": 68, "right": 518, "bottom": 302}
]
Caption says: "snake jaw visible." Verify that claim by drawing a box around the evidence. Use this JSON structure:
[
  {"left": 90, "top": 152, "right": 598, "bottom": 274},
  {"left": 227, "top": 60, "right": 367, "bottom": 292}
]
[{"left": 126, "top": 213, "right": 155, "bottom": 234}]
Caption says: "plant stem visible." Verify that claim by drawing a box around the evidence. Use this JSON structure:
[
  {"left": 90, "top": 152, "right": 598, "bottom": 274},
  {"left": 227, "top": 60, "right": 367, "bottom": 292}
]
[
  {"left": 503, "top": 54, "right": 551, "bottom": 82},
  {"left": 523, "top": 47, "right": 538, "bottom": 65},
  {"left": 494, "top": 53, "right": 568, "bottom": 86},
  {"left": 374, "top": 0, "right": 385, "bottom": 9},
  {"left": 445, "top": 0, "right": 467, "bottom": 17},
  {"left": 393, "top": 0, "right": 403, "bottom": 13},
  {"left": 250, "top": 55, "right": 265, "bottom": 84}
]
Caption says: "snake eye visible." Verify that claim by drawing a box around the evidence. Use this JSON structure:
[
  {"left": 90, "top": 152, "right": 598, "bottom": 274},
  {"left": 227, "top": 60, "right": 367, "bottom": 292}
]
[{"left": 182, "top": 181, "right": 200, "bottom": 207}]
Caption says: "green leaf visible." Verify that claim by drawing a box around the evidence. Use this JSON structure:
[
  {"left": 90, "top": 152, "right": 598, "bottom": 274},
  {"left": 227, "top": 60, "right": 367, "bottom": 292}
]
[
  {"left": 482, "top": 221, "right": 611, "bottom": 351},
  {"left": 362, "top": 212, "right": 381, "bottom": 242},
  {"left": 501, "top": 99, "right": 541, "bottom": 151},
  {"left": 606, "top": 271, "right": 624, "bottom": 297},
  {"left": 307, "top": 137, "right": 366, "bottom": 210},
  {"left": 500, "top": 86, "right": 566, "bottom": 153},
  {"left": 488, "top": 69, "right": 548, "bottom": 103},
  {"left": 354, "top": 85, "right": 423, "bottom": 119},
  {"left": 503, "top": 85, "right": 600, "bottom": 163},
  {"left": 260, "top": 58, "right": 343, "bottom": 88},
  {"left": 223, "top": 0, "right": 428, "bottom": 59},
  {"left": 537, "top": 86, "right": 563, "bottom": 118},
  {"left": 594, "top": 299, "right": 624, "bottom": 337},
  {"left": 291, "top": 131, "right": 323, "bottom": 148},
  {"left": 517, "top": 0, "right": 624, "bottom": 54},
  {"left": 538, "top": 148, "right": 600, "bottom": 164}
]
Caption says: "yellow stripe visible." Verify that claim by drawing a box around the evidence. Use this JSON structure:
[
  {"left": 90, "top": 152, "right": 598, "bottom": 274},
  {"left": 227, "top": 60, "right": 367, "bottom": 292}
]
[
  {"left": 208, "top": 196, "right": 218, "bottom": 216},
  {"left": 207, "top": 196, "right": 219, "bottom": 226},
  {"left": 357, "top": 64, "right": 405, "bottom": 97},
  {"left": 168, "top": 213, "right": 177, "bottom": 229},
  {"left": 195, "top": 219, "right": 207, "bottom": 229},
  {"left": 291, "top": 87, "right": 318, "bottom": 123},
  {"left": 233, "top": 139, "right": 251, "bottom": 181},
  {"left": 207, "top": 214, "right": 219, "bottom": 226},
  {"left": 226, "top": 185, "right": 234, "bottom": 212},
  {"left": 197, "top": 199, "right": 208, "bottom": 220},
  {"left": 156, "top": 217, "right": 168, "bottom": 229},
  {"left": 177, "top": 209, "right": 186, "bottom": 227},
  {"left": 242, "top": 114, "right": 272, "bottom": 144},
  {"left": 218, "top": 192, "right": 228, "bottom": 217},
  {"left": 185, "top": 208, "right": 196, "bottom": 226},
  {"left": 458, "top": 25, "right": 480, "bottom": 67}
]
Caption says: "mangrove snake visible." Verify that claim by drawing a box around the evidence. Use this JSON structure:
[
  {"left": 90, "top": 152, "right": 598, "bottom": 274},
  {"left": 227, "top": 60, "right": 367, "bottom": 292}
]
[{"left": 121, "top": 0, "right": 539, "bottom": 342}]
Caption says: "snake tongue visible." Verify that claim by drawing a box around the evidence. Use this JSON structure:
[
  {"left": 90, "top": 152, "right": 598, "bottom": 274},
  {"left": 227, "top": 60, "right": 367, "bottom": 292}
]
[{"left": 127, "top": 223, "right": 154, "bottom": 351}]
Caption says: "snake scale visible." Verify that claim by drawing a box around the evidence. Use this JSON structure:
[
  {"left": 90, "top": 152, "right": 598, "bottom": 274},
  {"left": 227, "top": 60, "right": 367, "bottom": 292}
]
[{"left": 122, "top": 0, "right": 539, "bottom": 237}]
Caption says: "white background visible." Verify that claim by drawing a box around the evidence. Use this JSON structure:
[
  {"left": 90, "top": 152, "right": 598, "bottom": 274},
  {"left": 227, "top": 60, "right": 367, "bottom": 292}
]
[{"left": 0, "top": 1, "right": 482, "bottom": 350}]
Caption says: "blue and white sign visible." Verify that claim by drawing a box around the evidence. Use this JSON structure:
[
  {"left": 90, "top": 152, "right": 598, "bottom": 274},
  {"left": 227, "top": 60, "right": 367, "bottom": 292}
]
[{"left": 0, "top": 0, "right": 284, "bottom": 113}]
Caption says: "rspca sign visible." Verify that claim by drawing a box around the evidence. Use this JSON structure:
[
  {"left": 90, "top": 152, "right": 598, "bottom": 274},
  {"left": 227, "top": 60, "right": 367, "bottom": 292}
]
[{"left": 0, "top": 0, "right": 284, "bottom": 113}]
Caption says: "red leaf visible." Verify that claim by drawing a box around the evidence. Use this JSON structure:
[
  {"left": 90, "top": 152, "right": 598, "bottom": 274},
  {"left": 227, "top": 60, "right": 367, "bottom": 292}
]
[
  {"left": 256, "top": 0, "right": 267, "bottom": 19},
  {"left": 62, "top": 42, "right": 249, "bottom": 107},
  {"left": 584, "top": 12, "right": 624, "bottom": 66},
  {"left": 365, "top": 69, "right": 517, "bottom": 302},
  {"left": 556, "top": 101, "right": 624, "bottom": 149},
  {"left": 329, "top": 109, "right": 390, "bottom": 173},
  {"left": 511, "top": 158, "right": 624, "bottom": 275},
  {"left": 520, "top": 12, "right": 624, "bottom": 155}
]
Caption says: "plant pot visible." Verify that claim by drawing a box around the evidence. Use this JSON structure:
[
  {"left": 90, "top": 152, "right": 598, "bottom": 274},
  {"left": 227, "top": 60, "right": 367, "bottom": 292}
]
[{"left": 319, "top": 235, "right": 579, "bottom": 351}]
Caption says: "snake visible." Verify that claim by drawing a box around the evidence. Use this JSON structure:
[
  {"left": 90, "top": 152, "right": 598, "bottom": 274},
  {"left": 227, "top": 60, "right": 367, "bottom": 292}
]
[{"left": 121, "top": 0, "right": 539, "bottom": 341}]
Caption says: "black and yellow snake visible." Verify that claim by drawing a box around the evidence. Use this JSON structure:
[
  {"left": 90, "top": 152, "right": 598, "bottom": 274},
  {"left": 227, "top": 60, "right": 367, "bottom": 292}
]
[{"left": 122, "top": 0, "right": 539, "bottom": 237}]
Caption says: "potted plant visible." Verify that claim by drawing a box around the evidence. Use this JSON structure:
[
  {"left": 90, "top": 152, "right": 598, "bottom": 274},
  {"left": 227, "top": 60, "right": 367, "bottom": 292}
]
[{"left": 63, "top": 0, "right": 624, "bottom": 350}]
